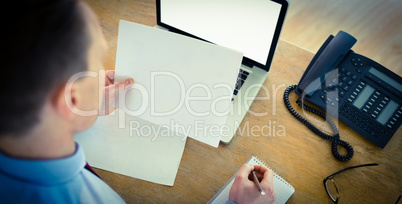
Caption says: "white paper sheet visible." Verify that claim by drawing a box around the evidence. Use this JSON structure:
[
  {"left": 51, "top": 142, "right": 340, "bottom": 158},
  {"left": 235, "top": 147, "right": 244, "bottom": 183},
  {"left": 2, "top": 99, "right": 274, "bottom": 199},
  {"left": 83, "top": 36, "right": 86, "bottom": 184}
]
[
  {"left": 114, "top": 20, "right": 243, "bottom": 147},
  {"left": 74, "top": 109, "right": 187, "bottom": 186}
]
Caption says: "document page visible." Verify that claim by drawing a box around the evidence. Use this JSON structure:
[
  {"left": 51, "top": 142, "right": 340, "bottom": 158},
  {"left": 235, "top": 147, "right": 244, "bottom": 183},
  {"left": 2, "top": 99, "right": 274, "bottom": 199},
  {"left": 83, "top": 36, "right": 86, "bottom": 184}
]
[
  {"left": 114, "top": 20, "right": 243, "bottom": 147},
  {"left": 75, "top": 109, "right": 187, "bottom": 186}
]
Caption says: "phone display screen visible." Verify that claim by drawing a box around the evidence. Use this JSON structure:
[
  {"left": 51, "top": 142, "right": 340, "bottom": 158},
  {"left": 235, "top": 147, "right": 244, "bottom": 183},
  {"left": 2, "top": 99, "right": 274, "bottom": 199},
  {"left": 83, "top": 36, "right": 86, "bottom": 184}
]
[
  {"left": 353, "top": 85, "right": 374, "bottom": 109},
  {"left": 369, "top": 67, "right": 402, "bottom": 91},
  {"left": 377, "top": 100, "right": 398, "bottom": 125}
]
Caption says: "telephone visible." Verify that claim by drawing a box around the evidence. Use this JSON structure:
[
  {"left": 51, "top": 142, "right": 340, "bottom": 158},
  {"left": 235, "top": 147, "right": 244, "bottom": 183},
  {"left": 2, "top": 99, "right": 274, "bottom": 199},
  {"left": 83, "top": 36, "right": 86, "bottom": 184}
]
[{"left": 284, "top": 31, "right": 401, "bottom": 161}]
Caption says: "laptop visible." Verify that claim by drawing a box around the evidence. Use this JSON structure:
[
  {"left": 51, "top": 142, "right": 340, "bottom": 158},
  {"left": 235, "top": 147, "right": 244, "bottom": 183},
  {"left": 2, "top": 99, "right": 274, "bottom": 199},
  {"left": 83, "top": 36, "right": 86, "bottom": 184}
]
[{"left": 156, "top": 0, "right": 288, "bottom": 143}]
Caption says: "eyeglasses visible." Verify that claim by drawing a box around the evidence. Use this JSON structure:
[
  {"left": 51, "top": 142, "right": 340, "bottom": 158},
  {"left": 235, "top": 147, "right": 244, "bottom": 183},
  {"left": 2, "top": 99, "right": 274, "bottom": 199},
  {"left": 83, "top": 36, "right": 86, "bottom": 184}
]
[{"left": 323, "top": 163, "right": 379, "bottom": 203}]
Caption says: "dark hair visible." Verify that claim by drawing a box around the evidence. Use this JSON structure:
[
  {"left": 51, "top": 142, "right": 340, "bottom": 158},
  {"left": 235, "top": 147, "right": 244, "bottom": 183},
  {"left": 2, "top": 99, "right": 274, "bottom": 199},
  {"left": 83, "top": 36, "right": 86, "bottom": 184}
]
[{"left": 0, "top": 0, "right": 90, "bottom": 136}]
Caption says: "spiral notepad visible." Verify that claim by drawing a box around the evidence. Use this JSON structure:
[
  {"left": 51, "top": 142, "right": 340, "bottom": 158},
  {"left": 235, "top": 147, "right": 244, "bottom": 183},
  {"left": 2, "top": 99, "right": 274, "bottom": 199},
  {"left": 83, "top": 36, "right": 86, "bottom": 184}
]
[{"left": 208, "top": 156, "right": 295, "bottom": 204}]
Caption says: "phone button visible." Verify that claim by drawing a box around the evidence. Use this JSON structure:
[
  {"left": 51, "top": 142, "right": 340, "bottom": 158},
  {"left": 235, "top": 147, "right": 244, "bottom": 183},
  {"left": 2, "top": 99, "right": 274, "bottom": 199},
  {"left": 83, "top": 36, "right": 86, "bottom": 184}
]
[
  {"left": 351, "top": 57, "right": 364, "bottom": 67},
  {"left": 340, "top": 67, "right": 347, "bottom": 73}
]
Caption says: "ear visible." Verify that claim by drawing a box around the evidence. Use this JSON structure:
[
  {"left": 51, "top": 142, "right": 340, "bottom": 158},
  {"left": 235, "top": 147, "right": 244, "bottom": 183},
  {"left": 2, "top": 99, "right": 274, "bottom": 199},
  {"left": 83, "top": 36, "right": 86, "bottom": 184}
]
[{"left": 51, "top": 82, "right": 77, "bottom": 119}]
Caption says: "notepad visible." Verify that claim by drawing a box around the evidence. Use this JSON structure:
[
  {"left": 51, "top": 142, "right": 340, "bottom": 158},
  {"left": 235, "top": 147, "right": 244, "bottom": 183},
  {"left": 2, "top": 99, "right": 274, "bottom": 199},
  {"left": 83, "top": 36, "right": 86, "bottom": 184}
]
[{"left": 208, "top": 156, "right": 295, "bottom": 204}]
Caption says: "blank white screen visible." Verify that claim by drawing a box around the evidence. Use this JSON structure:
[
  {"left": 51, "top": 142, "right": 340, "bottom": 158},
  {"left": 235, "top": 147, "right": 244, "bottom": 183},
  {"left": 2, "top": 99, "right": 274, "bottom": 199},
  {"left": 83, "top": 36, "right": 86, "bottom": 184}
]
[{"left": 160, "top": 0, "right": 282, "bottom": 65}]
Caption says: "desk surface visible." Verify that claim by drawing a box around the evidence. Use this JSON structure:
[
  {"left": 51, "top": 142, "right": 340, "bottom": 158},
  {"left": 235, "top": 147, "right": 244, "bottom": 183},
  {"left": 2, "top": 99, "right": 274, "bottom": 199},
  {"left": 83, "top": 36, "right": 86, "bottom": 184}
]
[{"left": 84, "top": 0, "right": 402, "bottom": 203}]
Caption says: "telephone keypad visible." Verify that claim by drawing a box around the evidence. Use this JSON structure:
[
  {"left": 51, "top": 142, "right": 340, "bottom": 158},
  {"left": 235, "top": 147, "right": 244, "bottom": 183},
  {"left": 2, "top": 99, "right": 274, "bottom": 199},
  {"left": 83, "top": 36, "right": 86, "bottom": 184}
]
[
  {"left": 320, "top": 68, "right": 361, "bottom": 107},
  {"left": 340, "top": 103, "right": 386, "bottom": 138},
  {"left": 337, "top": 72, "right": 357, "bottom": 95}
]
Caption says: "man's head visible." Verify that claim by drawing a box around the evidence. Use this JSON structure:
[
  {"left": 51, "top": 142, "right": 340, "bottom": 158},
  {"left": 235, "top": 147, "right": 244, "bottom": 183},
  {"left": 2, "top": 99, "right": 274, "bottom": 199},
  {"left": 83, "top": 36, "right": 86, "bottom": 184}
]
[{"left": 1, "top": 0, "right": 106, "bottom": 137}]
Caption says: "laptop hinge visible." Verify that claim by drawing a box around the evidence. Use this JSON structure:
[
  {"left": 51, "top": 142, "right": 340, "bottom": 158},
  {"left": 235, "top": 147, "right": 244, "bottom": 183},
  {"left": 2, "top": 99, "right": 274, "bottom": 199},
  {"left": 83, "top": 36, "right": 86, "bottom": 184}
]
[{"left": 241, "top": 58, "right": 254, "bottom": 69}]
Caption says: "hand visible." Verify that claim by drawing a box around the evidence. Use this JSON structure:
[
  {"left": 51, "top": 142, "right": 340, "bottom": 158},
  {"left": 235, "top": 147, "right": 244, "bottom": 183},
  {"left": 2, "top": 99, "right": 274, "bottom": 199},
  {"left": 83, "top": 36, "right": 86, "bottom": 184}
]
[
  {"left": 229, "top": 164, "right": 276, "bottom": 204},
  {"left": 99, "top": 70, "right": 134, "bottom": 115}
]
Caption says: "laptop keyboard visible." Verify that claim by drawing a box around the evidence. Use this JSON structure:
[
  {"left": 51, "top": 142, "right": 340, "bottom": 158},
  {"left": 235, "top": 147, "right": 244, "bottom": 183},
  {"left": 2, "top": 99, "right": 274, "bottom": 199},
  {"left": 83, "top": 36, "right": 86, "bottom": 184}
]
[{"left": 232, "top": 69, "right": 250, "bottom": 99}]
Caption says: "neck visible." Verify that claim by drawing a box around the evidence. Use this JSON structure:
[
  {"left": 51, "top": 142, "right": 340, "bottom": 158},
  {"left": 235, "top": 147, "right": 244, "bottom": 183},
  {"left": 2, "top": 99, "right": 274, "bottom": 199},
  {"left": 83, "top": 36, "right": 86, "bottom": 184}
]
[{"left": 0, "top": 122, "right": 76, "bottom": 160}]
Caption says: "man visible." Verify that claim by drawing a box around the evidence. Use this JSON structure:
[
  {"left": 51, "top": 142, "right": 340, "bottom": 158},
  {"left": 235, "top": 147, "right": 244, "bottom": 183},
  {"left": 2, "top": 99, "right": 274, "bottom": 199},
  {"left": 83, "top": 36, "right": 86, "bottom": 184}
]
[{"left": 0, "top": 0, "right": 275, "bottom": 203}]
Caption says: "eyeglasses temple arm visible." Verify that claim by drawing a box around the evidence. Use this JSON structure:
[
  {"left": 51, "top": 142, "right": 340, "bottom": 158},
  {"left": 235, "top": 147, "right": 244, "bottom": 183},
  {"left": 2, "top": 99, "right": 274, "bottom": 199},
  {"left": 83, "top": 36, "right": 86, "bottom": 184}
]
[{"left": 325, "top": 163, "right": 379, "bottom": 179}]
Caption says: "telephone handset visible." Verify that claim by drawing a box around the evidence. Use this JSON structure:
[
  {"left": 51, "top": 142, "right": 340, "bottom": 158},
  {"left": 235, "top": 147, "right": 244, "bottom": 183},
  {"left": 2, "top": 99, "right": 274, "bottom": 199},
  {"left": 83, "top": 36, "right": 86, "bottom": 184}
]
[
  {"left": 297, "top": 31, "right": 357, "bottom": 101},
  {"left": 284, "top": 31, "right": 402, "bottom": 161}
]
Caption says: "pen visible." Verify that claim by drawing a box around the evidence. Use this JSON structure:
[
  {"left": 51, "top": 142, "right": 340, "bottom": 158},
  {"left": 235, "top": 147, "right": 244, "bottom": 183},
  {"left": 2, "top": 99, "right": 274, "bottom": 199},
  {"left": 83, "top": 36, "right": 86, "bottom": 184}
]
[{"left": 251, "top": 171, "right": 266, "bottom": 195}]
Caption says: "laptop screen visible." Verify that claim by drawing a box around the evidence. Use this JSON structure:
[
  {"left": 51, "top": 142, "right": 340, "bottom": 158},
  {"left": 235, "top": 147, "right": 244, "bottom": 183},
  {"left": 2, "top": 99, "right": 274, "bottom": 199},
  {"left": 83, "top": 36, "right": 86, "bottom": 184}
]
[{"left": 157, "top": 0, "right": 288, "bottom": 71}]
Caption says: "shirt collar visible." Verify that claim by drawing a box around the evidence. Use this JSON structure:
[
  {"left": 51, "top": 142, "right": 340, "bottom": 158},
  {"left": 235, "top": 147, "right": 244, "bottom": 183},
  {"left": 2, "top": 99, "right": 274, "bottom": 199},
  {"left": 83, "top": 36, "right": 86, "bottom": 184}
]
[{"left": 0, "top": 142, "right": 86, "bottom": 186}]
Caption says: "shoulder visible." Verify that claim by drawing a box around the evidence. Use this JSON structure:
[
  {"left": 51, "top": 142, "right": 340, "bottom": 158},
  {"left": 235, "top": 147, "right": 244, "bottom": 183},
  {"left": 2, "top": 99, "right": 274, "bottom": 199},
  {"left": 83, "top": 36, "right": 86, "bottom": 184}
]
[
  {"left": 0, "top": 164, "right": 125, "bottom": 204},
  {"left": 78, "top": 169, "right": 126, "bottom": 203}
]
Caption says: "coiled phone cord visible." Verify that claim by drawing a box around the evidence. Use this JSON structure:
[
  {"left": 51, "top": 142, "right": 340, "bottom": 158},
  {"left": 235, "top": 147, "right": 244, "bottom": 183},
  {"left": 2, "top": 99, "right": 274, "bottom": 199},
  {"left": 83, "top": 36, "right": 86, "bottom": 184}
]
[{"left": 283, "top": 85, "right": 354, "bottom": 162}]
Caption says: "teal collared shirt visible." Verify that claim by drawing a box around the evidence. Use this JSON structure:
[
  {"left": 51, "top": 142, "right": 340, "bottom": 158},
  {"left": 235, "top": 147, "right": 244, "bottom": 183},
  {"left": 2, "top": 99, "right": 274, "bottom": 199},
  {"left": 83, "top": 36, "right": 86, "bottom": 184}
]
[{"left": 0, "top": 143, "right": 125, "bottom": 203}]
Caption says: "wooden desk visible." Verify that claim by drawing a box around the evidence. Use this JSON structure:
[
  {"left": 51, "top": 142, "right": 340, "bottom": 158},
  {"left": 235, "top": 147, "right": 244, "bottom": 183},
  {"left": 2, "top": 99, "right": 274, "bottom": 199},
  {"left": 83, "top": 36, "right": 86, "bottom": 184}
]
[{"left": 84, "top": 0, "right": 402, "bottom": 203}]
